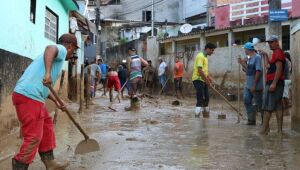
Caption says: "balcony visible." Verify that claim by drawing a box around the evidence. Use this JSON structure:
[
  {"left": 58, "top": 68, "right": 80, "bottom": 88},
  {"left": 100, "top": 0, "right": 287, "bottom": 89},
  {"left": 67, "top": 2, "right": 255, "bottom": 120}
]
[{"left": 230, "top": 0, "right": 292, "bottom": 25}]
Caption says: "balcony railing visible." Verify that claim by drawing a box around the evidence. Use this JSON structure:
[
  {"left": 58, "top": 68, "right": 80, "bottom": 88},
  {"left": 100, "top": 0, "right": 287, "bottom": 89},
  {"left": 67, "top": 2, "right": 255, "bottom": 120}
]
[{"left": 230, "top": 0, "right": 292, "bottom": 24}]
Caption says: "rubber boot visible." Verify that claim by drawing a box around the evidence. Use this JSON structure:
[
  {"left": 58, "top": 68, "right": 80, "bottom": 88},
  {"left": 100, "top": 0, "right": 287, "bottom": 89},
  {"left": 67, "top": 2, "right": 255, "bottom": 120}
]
[
  {"left": 275, "top": 111, "right": 283, "bottom": 135},
  {"left": 125, "top": 98, "right": 133, "bottom": 111},
  {"left": 12, "top": 158, "right": 29, "bottom": 170},
  {"left": 39, "top": 150, "right": 69, "bottom": 170},
  {"left": 131, "top": 97, "right": 140, "bottom": 110},
  {"left": 259, "top": 112, "right": 271, "bottom": 135},
  {"left": 203, "top": 107, "right": 210, "bottom": 118},
  {"left": 125, "top": 97, "right": 140, "bottom": 111},
  {"left": 194, "top": 107, "right": 202, "bottom": 118}
]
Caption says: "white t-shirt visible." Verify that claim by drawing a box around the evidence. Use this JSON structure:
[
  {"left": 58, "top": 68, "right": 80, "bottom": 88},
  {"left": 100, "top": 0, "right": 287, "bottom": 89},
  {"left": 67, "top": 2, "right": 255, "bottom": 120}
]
[{"left": 158, "top": 62, "right": 167, "bottom": 76}]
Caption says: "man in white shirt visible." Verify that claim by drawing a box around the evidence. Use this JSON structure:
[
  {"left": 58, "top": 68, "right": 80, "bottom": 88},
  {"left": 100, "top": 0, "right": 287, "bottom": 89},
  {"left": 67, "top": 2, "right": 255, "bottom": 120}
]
[{"left": 158, "top": 58, "right": 168, "bottom": 94}]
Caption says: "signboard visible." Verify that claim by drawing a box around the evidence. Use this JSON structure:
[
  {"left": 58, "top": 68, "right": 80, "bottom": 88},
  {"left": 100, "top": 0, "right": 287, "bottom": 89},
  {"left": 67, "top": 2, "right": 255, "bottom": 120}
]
[{"left": 269, "top": 10, "right": 289, "bottom": 22}]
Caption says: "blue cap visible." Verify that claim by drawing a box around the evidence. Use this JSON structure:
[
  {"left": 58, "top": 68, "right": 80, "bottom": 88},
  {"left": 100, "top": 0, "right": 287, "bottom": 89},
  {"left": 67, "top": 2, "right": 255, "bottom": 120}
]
[{"left": 243, "top": 42, "right": 255, "bottom": 50}]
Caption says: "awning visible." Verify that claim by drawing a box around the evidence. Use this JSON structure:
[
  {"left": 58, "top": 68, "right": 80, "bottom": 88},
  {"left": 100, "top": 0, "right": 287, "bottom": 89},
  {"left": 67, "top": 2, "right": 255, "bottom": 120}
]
[
  {"left": 60, "top": 0, "right": 79, "bottom": 11},
  {"left": 71, "top": 11, "right": 98, "bottom": 35}
]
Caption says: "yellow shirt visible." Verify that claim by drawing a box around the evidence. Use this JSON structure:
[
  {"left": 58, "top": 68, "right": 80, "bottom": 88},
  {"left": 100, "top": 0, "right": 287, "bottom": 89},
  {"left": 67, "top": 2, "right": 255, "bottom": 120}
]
[{"left": 192, "top": 52, "right": 208, "bottom": 81}]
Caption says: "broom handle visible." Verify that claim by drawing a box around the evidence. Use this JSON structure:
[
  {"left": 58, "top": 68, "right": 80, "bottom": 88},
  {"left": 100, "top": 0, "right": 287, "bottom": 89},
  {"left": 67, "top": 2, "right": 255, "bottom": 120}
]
[
  {"left": 159, "top": 77, "right": 169, "bottom": 95},
  {"left": 48, "top": 86, "right": 90, "bottom": 140},
  {"left": 238, "top": 56, "right": 241, "bottom": 121},
  {"left": 120, "top": 80, "right": 128, "bottom": 92},
  {"left": 210, "top": 85, "right": 244, "bottom": 117}
]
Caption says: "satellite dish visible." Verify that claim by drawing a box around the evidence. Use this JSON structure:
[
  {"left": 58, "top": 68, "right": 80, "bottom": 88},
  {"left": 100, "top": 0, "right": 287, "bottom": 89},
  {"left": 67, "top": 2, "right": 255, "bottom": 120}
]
[{"left": 180, "top": 24, "right": 193, "bottom": 34}]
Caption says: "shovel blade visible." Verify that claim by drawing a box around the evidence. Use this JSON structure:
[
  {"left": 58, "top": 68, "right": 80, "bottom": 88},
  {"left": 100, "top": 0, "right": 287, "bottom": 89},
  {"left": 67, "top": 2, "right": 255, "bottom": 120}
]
[{"left": 75, "top": 139, "right": 100, "bottom": 155}]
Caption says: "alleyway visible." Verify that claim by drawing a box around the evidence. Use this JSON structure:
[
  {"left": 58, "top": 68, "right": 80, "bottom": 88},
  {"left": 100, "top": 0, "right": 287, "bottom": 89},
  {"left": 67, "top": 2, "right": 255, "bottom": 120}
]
[{"left": 1, "top": 92, "right": 300, "bottom": 170}]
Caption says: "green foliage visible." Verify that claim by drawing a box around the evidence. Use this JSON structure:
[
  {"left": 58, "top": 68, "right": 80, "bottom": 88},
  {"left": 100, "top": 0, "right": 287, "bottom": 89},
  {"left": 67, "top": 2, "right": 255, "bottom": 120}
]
[{"left": 119, "top": 38, "right": 128, "bottom": 45}]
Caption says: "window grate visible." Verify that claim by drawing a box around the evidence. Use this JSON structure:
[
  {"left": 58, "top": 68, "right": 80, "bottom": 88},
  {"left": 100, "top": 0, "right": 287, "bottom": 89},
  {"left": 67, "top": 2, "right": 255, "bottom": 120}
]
[{"left": 45, "top": 8, "right": 58, "bottom": 42}]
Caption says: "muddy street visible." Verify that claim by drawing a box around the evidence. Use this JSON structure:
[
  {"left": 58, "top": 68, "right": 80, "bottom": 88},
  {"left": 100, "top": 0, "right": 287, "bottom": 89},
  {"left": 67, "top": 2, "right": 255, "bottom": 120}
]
[{"left": 1, "top": 92, "right": 300, "bottom": 170}]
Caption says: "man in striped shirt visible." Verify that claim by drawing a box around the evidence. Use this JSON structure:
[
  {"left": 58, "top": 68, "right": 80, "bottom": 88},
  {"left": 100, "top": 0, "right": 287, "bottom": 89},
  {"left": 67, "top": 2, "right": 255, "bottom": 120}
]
[{"left": 125, "top": 47, "right": 148, "bottom": 111}]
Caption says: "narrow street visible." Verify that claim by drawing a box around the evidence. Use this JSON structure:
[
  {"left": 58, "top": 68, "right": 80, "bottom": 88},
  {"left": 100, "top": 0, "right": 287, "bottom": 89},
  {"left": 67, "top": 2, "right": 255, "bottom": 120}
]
[{"left": 1, "top": 91, "right": 300, "bottom": 170}]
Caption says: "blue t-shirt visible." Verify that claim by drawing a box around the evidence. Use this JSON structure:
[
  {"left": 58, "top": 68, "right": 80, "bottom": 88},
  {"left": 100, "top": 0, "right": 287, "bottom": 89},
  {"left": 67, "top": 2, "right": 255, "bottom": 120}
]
[
  {"left": 14, "top": 45, "right": 67, "bottom": 103},
  {"left": 245, "top": 53, "right": 263, "bottom": 90},
  {"left": 99, "top": 63, "right": 107, "bottom": 79}
]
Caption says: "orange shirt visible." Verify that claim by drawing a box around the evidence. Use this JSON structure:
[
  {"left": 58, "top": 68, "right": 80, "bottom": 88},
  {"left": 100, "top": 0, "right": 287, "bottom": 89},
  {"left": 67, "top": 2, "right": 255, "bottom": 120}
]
[{"left": 174, "top": 61, "right": 184, "bottom": 78}]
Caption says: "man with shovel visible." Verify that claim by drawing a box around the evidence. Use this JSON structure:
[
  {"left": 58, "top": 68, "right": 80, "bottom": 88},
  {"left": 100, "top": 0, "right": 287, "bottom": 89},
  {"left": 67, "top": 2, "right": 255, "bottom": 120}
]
[
  {"left": 125, "top": 47, "right": 148, "bottom": 111},
  {"left": 107, "top": 67, "right": 121, "bottom": 109},
  {"left": 238, "top": 42, "right": 264, "bottom": 125},
  {"left": 192, "top": 43, "right": 216, "bottom": 117},
  {"left": 11, "top": 34, "right": 79, "bottom": 169}
]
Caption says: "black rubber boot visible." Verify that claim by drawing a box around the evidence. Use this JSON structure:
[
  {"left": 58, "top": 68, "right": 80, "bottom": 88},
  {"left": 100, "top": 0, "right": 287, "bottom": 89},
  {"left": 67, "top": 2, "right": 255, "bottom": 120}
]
[
  {"left": 12, "top": 158, "right": 29, "bottom": 170},
  {"left": 125, "top": 97, "right": 140, "bottom": 111}
]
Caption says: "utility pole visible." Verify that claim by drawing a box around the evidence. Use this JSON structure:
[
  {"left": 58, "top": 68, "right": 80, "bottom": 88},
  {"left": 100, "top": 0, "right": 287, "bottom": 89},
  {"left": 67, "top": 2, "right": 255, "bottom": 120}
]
[
  {"left": 151, "top": 0, "right": 154, "bottom": 36},
  {"left": 268, "top": 0, "right": 282, "bottom": 43},
  {"left": 95, "top": 0, "right": 102, "bottom": 59},
  {"left": 206, "top": 1, "right": 210, "bottom": 27}
]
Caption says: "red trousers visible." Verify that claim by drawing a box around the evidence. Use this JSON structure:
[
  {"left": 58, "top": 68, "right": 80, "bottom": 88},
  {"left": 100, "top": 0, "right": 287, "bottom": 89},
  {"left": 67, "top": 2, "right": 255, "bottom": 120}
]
[
  {"left": 107, "top": 76, "right": 121, "bottom": 91},
  {"left": 12, "top": 92, "right": 56, "bottom": 164}
]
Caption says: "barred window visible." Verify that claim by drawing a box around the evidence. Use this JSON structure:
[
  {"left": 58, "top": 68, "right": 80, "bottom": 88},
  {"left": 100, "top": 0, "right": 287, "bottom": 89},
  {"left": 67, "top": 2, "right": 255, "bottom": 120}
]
[{"left": 45, "top": 7, "right": 58, "bottom": 42}]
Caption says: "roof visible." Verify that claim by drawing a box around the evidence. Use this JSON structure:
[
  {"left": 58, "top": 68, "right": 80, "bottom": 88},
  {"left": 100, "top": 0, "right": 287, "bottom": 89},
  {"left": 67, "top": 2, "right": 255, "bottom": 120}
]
[
  {"left": 102, "top": 19, "right": 179, "bottom": 28},
  {"left": 159, "top": 17, "right": 300, "bottom": 42},
  {"left": 60, "top": 0, "right": 79, "bottom": 11},
  {"left": 71, "top": 11, "right": 98, "bottom": 35}
]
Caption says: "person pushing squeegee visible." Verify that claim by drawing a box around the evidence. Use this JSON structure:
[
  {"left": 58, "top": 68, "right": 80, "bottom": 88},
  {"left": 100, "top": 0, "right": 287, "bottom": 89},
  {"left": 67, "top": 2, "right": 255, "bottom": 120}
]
[{"left": 106, "top": 68, "right": 123, "bottom": 111}]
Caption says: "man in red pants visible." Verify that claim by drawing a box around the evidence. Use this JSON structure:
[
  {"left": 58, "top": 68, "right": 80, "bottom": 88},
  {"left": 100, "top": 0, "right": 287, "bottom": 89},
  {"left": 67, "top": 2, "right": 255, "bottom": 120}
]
[
  {"left": 107, "top": 68, "right": 121, "bottom": 108},
  {"left": 12, "top": 33, "right": 79, "bottom": 170}
]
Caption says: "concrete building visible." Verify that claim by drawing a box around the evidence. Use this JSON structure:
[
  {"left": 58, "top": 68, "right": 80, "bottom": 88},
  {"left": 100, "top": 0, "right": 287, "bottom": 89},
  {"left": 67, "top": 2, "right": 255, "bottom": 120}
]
[
  {"left": 86, "top": 0, "right": 210, "bottom": 60},
  {"left": 0, "top": 0, "right": 79, "bottom": 136},
  {"left": 291, "top": 18, "right": 300, "bottom": 132}
]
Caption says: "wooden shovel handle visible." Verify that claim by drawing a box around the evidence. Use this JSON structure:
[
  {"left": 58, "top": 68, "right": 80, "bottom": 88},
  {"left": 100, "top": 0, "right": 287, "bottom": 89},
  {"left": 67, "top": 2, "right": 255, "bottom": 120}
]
[
  {"left": 210, "top": 85, "right": 244, "bottom": 118},
  {"left": 48, "top": 86, "right": 90, "bottom": 140},
  {"left": 120, "top": 80, "right": 128, "bottom": 92}
]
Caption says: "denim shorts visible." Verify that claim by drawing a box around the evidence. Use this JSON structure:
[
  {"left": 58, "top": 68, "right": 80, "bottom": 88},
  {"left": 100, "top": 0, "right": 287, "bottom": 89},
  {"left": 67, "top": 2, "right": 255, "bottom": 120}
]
[{"left": 262, "top": 83, "right": 284, "bottom": 112}]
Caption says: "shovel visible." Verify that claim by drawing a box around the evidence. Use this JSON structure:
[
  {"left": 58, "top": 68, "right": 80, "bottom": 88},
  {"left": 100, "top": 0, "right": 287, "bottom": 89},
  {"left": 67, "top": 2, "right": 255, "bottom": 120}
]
[
  {"left": 210, "top": 84, "right": 246, "bottom": 120},
  {"left": 48, "top": 86, "right": 100, "bottom": 155}
]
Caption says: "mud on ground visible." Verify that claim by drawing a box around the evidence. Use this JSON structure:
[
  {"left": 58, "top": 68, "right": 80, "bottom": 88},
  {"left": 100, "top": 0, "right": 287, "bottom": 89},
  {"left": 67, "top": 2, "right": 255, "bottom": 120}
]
[{"left": 1, "top": 91, "right": 300, "bottom": 170}]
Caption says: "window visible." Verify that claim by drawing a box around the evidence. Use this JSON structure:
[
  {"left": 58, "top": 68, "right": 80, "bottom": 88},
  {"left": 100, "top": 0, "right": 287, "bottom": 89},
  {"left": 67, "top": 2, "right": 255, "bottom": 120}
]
[
  {"left": 142, "top": 11, "right": 152, "bottom": 22},
  {"left": 45, "top": 7, "right": 58, "bottom": 42},
  {"left": 30, "top": 0, "right": 36, "bottom": 23},
  {"left": 88, "top": 0, "right": 96, "bottom": 6}
]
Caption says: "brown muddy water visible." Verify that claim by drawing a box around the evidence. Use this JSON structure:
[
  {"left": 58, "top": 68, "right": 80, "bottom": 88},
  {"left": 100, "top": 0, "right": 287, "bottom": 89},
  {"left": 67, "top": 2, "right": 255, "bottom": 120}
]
[{"left": 1, "top": 92, "right": 300, "bottom": 170}]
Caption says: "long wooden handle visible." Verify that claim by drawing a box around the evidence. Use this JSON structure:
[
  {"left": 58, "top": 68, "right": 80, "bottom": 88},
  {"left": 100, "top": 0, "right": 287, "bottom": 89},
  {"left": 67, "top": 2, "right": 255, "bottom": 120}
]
[
  {"left": 159, "top": 77, "right": 169, "bottom": 95},
  {"left": 120, "top": 80, "right": 128, "bottom": 92},
  {"left": 48, "top": 86, "right": 90, "bottom": 140},
  {"left": 238, "top": 61, "right": 241, "bottom": 121},
  {"left": 210, "top": 85, "right": 244, "bottom": 117}
]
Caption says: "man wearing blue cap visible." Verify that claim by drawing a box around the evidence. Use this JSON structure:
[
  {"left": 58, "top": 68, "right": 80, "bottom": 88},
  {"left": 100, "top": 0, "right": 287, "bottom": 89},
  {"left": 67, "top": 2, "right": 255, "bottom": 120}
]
[{"left": 238, "top": 42, "right": 264, "bottom": 125}]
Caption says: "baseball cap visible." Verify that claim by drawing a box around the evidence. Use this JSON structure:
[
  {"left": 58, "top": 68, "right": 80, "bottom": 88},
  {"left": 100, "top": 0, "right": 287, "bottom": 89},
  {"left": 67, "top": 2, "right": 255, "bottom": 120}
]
[
  {"left": 266, "top": 35, "right": 279, "bottom": 42},
  {"left": 58, "top": 33, "right": 80, "bottom": 49},
  {"left": 128, "top": 47, "right": 136, "bottom": 51},
  {"left": 243, "top": 42, "right": 255, "bottom": 50}
]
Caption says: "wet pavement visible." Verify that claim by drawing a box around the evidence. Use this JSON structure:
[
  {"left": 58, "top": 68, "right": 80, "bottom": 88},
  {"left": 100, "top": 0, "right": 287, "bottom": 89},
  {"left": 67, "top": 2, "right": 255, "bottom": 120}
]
[{"left": 1, "top": 92, "right": 300, "bottom": 170}]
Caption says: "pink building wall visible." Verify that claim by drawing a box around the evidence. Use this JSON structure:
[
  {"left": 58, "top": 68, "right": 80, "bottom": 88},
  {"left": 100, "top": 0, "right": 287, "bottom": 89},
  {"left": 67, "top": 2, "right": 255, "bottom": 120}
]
[
  {"left": 214, "top": 5, "right": 230, "bottom": 29},
  {"left": 214, "top": 0, "right": 299, "bottom": 30},
  {"left": 292, "top": 0, "right": 300, "bottom": 17}
]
